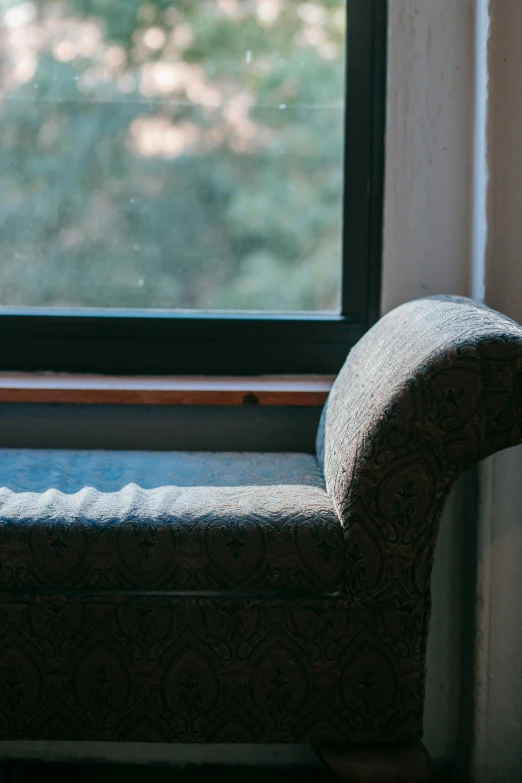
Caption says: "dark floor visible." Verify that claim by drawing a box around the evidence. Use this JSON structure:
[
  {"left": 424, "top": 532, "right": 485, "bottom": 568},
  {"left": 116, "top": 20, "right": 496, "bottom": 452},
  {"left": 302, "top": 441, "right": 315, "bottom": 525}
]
[
  {"left": 0, "top": 765, "right": 331, "bottom": 783},
  {"left": 0, "top": 761, "right": 460, "bottom": 782}
]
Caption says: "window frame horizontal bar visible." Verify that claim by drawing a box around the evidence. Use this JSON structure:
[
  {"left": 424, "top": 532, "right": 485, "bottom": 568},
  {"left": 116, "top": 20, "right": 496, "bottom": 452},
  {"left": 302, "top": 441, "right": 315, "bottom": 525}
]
[{"left": 0, "top": 313, "right": 363, "bottom": 374}]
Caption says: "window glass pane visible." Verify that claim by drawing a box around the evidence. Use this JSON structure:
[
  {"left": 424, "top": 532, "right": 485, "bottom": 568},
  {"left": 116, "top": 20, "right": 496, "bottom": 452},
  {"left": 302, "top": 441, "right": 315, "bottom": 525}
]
[{"left": 0, "top": 0, "right": 345, "bottom": 312}]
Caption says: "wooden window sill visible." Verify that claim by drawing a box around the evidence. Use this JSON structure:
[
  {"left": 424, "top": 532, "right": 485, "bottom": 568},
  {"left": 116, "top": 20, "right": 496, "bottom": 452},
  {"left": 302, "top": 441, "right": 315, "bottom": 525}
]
[{"left": 0, "top": 373, "right": 334, "bottom": 407}]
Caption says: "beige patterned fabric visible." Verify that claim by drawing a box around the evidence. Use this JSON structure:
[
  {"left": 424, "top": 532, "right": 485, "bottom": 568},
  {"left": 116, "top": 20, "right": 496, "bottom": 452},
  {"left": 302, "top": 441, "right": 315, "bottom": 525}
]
[
  {"left": 318, "top": 296, "right": 522, "bottom": 599},
  {"left": 0, "top": 451, "right": 342, "bottom": 593}
]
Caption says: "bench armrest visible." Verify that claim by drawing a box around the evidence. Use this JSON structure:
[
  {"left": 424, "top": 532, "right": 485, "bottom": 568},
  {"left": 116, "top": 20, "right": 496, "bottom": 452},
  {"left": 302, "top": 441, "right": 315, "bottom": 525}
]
[{"left": 318, "top": 295, "right": 522, "bottom": 600}]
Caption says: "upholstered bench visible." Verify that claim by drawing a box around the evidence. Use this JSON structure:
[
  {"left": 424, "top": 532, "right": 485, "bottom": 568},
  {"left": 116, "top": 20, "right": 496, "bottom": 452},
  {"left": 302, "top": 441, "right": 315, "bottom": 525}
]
[
  {"left": 2, "top": 295, "right": 522, "bottom": 781},
  {"left": 0, "top": 450, "right": 342, "bottom": 594}
]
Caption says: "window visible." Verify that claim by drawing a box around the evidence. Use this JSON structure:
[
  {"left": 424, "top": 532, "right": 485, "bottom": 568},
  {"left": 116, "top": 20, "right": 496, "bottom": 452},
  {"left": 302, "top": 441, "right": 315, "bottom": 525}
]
[{"left": 0, "top": 0, "right": 386, "bottom": 374}]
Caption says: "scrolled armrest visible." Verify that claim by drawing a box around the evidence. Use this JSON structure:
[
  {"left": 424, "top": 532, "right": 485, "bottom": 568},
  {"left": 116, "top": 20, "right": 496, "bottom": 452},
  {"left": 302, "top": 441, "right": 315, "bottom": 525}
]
[{"left": 318, "top": 295, "right": 522, "bottom": 600}]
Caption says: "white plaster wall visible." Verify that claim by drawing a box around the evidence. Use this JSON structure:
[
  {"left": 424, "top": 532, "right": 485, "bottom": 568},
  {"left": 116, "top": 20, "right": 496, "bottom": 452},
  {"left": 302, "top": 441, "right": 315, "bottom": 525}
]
[
  {"left": 472, "top": 1, "right": 522, "bottom": 779},
  {"left": 382, "top": 0, "right": 475, "bottom": 314},
  {"left": 383, "top": 0, "right": 476, "bottom": 764},
  {"left": 473, "top": 450, "right": 522, "bottom": 782},
  {"left": 485, "top": 0, "right": 522, "bottom": 322}
]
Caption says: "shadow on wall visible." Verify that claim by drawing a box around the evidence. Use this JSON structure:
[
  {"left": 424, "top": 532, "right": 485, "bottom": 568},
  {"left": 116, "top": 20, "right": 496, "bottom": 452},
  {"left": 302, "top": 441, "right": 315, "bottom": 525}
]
[{"left": 0, "top": 405, "right": 321, "bottom": 453}]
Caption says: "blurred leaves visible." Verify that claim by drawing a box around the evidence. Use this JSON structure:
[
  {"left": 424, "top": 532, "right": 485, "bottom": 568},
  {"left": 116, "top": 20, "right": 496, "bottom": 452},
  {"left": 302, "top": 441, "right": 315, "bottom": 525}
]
[{"left": 0, "top": 0, "right": 345, "bottom": 310}]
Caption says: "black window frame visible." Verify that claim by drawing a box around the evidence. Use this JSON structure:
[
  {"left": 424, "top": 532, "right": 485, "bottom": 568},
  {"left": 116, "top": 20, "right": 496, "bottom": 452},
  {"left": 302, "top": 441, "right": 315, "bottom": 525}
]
[{"left": 0, "top": 0, "right": 387, "bottom": 376}]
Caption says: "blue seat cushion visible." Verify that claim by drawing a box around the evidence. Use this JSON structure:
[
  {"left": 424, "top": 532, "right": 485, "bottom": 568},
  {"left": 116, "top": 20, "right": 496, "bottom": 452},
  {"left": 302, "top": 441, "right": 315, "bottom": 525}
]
[{"left": 0, "top": 449, "right": 343, "bottom": 594}]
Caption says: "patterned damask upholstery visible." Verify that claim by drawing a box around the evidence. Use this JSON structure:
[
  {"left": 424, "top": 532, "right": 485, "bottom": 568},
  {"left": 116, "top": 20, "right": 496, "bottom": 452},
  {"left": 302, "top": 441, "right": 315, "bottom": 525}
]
[
  {"left": 1, "top": 295, "right": 522, "bottom": 745},
  {"left": 0, "top": 451, "right": 342, "bottom": 593}
]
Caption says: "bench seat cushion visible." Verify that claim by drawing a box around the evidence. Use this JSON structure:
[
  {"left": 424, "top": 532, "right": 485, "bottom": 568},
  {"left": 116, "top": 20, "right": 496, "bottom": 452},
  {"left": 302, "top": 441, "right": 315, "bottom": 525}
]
[{"left": 0, "top": 449, "right": 343, "bottom": 594}]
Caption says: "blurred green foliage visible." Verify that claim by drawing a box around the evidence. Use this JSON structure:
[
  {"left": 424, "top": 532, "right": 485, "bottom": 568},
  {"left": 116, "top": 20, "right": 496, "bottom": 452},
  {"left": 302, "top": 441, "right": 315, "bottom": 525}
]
[{"left": 0, "top": 0, "right": 345, "bottom": 310}]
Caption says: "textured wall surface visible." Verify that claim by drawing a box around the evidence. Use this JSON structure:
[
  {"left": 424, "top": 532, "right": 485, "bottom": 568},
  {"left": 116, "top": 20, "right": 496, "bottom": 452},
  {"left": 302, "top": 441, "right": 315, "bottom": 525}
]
[
  {"left": 485, "top": 1, "right": 522, "bottom": 324},
  {"left": 382, "top": 0, "right": 476, "bottom": 764},
  {"left": 473, "top": 0, "right": 522, "bottom": 779},
  {"left": 382, "top": 0, "right": 475, "bottom": 313}
]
